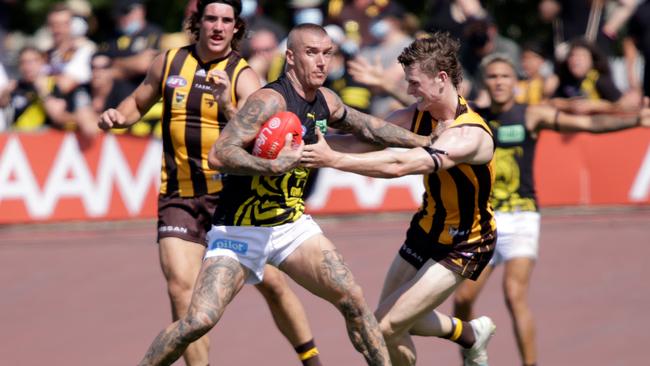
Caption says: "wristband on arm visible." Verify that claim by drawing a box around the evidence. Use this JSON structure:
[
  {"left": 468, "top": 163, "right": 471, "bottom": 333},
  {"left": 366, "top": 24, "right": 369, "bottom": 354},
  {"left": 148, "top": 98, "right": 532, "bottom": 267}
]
[{"left": 422, "top": 146, "right": 448, "bottom": 173}]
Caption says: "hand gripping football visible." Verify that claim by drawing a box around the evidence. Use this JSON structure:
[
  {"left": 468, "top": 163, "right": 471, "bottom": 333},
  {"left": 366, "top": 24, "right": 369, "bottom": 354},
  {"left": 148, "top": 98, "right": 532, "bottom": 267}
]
[{"left": 252, "top": 111, "right": 303, "bottom": 159}]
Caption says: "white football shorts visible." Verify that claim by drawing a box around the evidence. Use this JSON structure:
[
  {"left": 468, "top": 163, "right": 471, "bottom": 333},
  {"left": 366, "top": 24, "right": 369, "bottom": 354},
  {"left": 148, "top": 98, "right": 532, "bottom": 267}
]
[
  {"left": 490, "top": 211, "right": 541, "bottom": 266},
  {"left": 205, "top": 214, "right": 322, "bottom": 284}
]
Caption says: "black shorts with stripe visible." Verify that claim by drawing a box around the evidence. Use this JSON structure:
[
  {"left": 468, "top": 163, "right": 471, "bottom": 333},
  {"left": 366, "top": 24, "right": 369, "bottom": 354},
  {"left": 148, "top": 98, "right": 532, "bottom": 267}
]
[
  {"left": 399, "top": 220, "right": 496, "bottom": 280},
  {"left": 157, "top": 192, "right": 220, "bottom": 246}
]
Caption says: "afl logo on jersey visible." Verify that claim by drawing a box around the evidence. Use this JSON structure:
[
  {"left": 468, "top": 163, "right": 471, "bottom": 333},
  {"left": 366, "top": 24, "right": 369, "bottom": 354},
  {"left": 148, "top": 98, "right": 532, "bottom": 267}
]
[{"left": 166, "top": 75, "right": 187, "bottom": 88}]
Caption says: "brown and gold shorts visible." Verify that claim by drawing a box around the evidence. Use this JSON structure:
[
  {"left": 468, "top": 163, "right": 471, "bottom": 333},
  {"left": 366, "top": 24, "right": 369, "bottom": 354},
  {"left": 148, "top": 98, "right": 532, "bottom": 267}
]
[
  {"left": 399, "top": 222, "right": 496, "bottom": 281},
  {"left": 157, "top": 192, "right": 220, "bottom": 246}
]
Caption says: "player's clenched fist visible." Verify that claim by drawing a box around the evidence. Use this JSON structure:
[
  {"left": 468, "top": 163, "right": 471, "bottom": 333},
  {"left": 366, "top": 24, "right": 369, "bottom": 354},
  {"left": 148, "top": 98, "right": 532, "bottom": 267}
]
[
  {"left": 98, "top": 108, "right": 125, "bottom": 130},
  {"left": 207, "top": 69, "right": 232, "bottom": 105}
]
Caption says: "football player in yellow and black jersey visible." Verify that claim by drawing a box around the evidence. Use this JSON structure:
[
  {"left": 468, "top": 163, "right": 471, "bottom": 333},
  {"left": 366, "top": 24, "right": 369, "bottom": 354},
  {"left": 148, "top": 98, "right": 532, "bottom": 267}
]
[
  {"left": 136, "top": 23, "right": 432, "bottom": 366},
  {"left": 98, "top": 2, "right": 325, "bottom": 366},
  {"left": 453, "top": 53, "right": 650, "bottom": 366},
  {"left": 302, "top": 33, "right": 500, "bottom": 366}
]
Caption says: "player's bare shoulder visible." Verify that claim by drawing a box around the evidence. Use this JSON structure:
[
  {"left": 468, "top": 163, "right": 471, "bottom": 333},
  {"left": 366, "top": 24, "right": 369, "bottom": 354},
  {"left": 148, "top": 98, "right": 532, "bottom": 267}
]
[{"left": 145, "top": 51, "right": 167, "bottom": 87}]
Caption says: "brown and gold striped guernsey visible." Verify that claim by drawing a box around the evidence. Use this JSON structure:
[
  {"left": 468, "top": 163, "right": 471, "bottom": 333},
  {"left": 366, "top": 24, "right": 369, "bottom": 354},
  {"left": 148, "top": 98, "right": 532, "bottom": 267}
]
[
  {"left": 159, "top": 45, "right": 249, "bottom": 197},
  {"left": 410, "top": 97, "right": 497, "bottom": 245}
]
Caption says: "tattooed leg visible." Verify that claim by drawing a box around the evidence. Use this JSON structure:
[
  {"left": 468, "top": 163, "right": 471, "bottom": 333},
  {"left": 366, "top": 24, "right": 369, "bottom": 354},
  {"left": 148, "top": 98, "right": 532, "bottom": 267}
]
[
  {"left": 281, "top": 235, "right": 391, "bottom": 366},
  {"left": 321, "top": 249, "right": 390, "bottom": 366},
  {"left": 138, "top": 256, "right": 247, "bottom": 366}
]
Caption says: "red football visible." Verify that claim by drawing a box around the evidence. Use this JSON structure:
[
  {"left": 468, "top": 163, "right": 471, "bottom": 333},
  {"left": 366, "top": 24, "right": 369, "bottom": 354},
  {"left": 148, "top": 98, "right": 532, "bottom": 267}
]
[{"left": 252, "top": 111, "right": 303, "bottom": 159}]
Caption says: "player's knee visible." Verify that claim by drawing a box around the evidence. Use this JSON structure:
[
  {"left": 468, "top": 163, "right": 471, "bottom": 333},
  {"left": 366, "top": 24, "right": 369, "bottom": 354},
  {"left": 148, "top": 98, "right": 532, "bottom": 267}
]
[
  {"left": 378, "top": 318, "right": 397, "bottom": 342},
  {"left": 333, "top": 283, "right": 366, "bottom": 314},
  {"left": 180, "top": 311, "right": 218, "bottom": 342},
  {"left": 256, "top": 273, "right": 289, "bottom": 301},
  {"left": 167, "top": 276, "right": 195, "bottom": 305},
  {"left": 503, "top": 278, "right": 527, "bottom": 308}
]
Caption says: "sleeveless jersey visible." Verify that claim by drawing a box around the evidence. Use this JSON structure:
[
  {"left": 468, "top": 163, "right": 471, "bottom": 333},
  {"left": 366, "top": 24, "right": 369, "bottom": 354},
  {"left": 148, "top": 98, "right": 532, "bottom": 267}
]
[
  {"left": 475, "top": 103, "right": 538, "bottom": 212},
  {"left": 214, "top": 75, "right": 331, "bottom": 226},
  {"left": 410, "top": 97, "right": 496, "bottom": 245},
  {"left": 160, "top": 45, "right": 250, "bottom": 197}
]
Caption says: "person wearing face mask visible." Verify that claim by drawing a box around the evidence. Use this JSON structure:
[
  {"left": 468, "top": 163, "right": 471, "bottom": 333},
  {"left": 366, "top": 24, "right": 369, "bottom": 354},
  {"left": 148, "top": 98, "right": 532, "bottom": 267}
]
[{"left": 99, "top": 0, "right": 163, "bottom": 98}]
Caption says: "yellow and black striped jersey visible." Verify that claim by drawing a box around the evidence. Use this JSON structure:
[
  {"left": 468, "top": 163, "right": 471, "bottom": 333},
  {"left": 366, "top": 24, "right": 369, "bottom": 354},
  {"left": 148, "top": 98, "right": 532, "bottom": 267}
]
[
  {"left": 159, "top": 45, "right": 249, "bottom": 197},
  {"left": 474, "top": 103, "right": 539, "bottom": 212},
  {"left": 213, "top": 75, "right": 330, "bottom": 227},
  {"left": 410, "top": 97, "right": 497, "bottom": 245}
]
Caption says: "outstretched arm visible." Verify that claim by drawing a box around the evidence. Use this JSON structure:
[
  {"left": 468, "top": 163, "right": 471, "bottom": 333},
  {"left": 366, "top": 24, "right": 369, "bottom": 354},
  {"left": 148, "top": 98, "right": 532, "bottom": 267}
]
[
  {"left": 208, "top": 89, "right": 303, "bottom": 176},
  {"left": 322, "top": 88, "right": 431, "bottom": 148},
  {"left": 303, "top": 124, "right": 493, "bottom": 178},
  {"left": 527, "top": 100, "right": 649, "bottom": 137},
  {"left": 325, "top": 105, "right": 421, "bottom": 153}
]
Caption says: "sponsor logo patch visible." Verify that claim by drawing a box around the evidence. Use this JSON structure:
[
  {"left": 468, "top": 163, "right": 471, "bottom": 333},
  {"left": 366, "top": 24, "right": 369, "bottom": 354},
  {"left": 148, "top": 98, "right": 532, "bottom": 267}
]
[
  {"left": 448, "top": 226, "right": 471, "bottom": 237},
  {"left": 497, "top": 124, "right": 526, "bottom": 143},
  {"left": 158, "top": 226, "right": 188, "bottom": 234},
  {"left": 166, "top": 75, "right": 187, "bottom": 88},
  {"left": 210, "top": 239, "right": 249, "bottom": 254},
  {"left": 315, "top": 119, "right": 328, "bottom": 134}
]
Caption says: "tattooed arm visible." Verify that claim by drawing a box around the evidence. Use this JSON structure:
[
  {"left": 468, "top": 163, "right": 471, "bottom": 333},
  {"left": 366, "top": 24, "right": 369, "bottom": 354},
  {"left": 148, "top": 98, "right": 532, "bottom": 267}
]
[
  {"left": 321, "top": 88, "right": 431, "bottom": 148},
  {"left": 526, "top": 101, "right": 650, "bottom": 139},
  {"left": 208, "top": 89, "right": 304, "bottom": 175}
]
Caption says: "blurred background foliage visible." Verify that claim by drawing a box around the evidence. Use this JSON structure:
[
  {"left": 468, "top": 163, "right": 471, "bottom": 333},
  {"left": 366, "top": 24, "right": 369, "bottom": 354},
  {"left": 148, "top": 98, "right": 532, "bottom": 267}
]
[{"left": 3, "top": 0, "right": 550, "bottom": 45}]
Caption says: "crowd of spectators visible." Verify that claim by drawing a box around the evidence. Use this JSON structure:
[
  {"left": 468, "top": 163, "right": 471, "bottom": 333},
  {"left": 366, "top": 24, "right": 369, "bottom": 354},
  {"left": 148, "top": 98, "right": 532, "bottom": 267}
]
[{"left": 0, "top": 0, "right": 649, "bottom": 140}]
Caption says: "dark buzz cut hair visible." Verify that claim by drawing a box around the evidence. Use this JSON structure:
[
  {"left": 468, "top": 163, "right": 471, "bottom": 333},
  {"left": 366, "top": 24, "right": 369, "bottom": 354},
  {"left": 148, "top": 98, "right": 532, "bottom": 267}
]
[
  {"left": 398, "top": 32, "right": 463, "bottom": 88},
  {"left": 185, "top": 0, "right": 245, "bottom": 49},
  {"left": 286, "top": 23, "right": 328, "bottom": 51}
]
